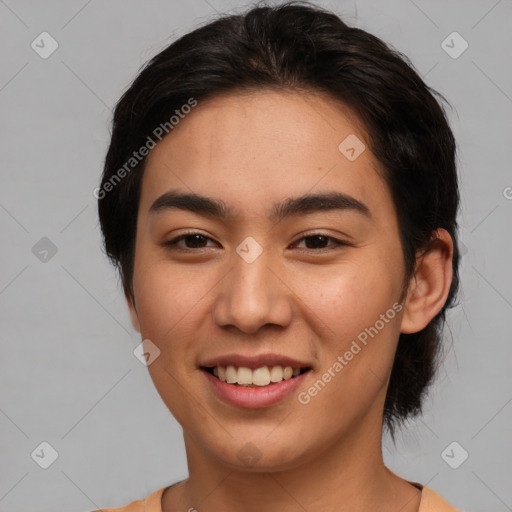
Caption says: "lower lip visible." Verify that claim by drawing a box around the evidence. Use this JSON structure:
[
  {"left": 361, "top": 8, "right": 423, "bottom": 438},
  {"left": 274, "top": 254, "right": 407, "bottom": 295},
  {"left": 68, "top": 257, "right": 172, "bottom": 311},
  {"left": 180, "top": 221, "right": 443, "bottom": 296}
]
[{"left": 202, "top": 369, "right": 310, "bottom": 408}]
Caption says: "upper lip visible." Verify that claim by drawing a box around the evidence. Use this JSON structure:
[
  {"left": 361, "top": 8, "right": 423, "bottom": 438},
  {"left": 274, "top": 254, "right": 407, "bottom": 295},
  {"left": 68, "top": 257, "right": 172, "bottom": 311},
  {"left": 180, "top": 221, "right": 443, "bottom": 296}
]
[{"left": 200, "top": 353, "right": 312, "bottom": 370}]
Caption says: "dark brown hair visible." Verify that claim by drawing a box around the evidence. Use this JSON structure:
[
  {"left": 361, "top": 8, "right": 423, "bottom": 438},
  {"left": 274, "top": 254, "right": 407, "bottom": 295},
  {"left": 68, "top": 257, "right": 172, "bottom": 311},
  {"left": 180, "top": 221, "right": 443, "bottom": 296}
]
[{"left": 98, "top": 1, "right": 460, "bottom": 438}]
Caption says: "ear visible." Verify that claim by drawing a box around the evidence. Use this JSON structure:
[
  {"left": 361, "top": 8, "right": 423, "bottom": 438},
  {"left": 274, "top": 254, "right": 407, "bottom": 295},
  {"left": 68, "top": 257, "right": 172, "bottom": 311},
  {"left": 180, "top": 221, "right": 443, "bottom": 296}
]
[
  {"left": 400, "top": 228, "right": 454, "bottom": 334},
  {"left": 126, "top": 292, "right": 141, "bottom": 333}
]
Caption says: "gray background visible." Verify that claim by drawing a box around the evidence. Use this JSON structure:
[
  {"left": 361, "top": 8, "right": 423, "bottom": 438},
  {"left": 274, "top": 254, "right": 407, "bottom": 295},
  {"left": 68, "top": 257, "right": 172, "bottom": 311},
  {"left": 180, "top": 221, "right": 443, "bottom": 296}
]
[{"left": 0, "top": 0, "right": 511, "bottom": 511}]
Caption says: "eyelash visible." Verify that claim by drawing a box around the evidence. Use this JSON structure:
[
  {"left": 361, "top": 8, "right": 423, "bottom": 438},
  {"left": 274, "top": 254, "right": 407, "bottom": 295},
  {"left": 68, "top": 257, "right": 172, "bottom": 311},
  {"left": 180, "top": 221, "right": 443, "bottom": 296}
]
[{"left": 163, "top": 231, "right": 350, "bottom": 253}]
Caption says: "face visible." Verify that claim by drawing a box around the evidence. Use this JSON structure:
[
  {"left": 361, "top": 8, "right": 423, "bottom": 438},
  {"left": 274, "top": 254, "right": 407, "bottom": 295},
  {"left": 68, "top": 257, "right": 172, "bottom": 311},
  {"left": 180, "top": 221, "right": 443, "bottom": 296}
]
[{"left": 128, "top": 89, "right": 409, "bottom": 470}]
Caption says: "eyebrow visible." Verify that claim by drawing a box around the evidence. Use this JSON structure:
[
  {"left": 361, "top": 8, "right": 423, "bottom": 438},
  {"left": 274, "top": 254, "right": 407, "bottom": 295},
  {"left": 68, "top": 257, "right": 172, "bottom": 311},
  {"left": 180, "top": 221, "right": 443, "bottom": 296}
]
[{"left": 149, "top": 189, "right": 371, "bottom": 221}]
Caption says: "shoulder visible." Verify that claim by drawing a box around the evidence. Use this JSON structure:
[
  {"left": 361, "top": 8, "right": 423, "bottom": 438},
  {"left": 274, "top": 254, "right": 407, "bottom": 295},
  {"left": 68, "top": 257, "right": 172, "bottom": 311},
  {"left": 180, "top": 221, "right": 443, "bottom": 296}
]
[
  {"left": 90, "top": 486, "right": 166, "bottom": 512},
  {"left": 419, "top": 486, "right": 462, "bottom": 512}
]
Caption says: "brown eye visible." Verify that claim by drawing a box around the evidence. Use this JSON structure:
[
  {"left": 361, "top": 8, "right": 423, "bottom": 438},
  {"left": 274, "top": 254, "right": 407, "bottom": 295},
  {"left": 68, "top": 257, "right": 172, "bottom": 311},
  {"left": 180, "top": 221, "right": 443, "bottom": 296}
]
[
  {"left": 292, "top": 234, "right": 349, "bottom": 251},
  {"left": 164, "top": 233, "right": 218, "bottom": 250}
]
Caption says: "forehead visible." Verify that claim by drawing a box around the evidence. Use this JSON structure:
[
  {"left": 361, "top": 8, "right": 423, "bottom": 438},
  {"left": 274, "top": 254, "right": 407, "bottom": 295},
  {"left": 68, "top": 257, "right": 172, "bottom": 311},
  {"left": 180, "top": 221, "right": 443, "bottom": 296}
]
[{"left": 140, "top": 89, "right": 392, "bottom": 220}]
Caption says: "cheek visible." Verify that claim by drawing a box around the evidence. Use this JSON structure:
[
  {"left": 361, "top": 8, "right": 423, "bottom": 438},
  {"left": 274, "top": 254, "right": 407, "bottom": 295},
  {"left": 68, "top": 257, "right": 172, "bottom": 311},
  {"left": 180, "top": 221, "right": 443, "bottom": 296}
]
[
  {"left": 131, "top": 254, "right": 210, "bottom": 344},
  {"left": 297, "top": 257, "right": 400, "bottom": 341},
  {"left": 131, "top": 259, "right": 211, "bottom": 425},
  {"left": 293, "top": 262, "right": 402, "bottom": 430}
]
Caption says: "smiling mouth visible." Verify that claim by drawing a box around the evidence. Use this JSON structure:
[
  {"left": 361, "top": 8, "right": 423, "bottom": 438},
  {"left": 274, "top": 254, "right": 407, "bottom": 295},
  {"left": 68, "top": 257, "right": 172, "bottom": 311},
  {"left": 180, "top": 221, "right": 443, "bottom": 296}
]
[{"left": 201, "top": 365, "right": 312, "bottom": 387}]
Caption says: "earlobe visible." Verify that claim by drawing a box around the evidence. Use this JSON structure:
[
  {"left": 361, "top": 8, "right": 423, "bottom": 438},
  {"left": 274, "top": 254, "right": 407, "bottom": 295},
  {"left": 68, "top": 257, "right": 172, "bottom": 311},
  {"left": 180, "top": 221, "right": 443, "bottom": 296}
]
[
  {"left": 126, "top": 292, "right": 141, "bottom": 333},
  {"left": 400, "top": 229, "right": 454, "bottom": 334}
]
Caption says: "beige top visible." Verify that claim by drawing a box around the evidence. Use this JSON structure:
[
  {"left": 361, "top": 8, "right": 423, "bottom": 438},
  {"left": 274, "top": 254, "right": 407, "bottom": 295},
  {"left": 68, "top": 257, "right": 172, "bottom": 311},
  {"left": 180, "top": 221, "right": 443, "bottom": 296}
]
[{"left": 95, "top": 481, "right": 461, "bottom": 512}]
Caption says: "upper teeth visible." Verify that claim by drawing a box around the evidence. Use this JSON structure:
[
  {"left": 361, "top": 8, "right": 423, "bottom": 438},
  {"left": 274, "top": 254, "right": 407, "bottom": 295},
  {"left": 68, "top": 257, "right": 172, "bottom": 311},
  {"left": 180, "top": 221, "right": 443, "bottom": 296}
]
[{"left": 212, "top": 365, "right": 302, "bottom": 386}]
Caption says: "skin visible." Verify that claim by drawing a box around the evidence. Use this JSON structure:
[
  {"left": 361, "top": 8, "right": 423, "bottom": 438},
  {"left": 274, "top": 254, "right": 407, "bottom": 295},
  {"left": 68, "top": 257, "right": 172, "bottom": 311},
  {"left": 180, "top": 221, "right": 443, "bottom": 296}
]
[{"left": 126, "top": 89, "right": 453, "bottom": 512}]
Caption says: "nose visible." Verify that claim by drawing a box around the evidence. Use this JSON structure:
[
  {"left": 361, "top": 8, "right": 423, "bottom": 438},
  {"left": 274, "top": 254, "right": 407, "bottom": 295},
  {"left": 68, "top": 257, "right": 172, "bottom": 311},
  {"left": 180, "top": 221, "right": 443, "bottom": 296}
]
[{"left": 211, "top": 246, "right": 293, "bottom": 334}]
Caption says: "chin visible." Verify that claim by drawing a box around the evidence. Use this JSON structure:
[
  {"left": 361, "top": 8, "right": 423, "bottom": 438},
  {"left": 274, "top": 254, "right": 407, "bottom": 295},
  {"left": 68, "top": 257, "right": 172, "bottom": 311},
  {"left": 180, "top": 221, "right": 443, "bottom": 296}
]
[{"left": 203, "top": 434, "right": 311, "bottom": 473}]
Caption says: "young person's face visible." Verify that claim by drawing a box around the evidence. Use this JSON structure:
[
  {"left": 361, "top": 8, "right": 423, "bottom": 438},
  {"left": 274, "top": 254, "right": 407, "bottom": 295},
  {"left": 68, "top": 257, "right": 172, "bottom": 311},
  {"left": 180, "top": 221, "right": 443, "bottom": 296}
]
[{"left": 127, "top": 90, "right": 427, "bottom": 470}]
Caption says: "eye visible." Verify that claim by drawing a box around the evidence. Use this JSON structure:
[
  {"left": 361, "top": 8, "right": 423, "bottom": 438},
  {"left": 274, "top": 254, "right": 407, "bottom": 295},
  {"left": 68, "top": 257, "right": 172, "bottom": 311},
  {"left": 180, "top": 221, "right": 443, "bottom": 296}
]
[
  {"left": 291, "top": 233, "right": 349, "bottom": 251},
  {"left": 163, "top": 232, "right": 218, "bottom": 250},
  {"left": 163, "top": 231, "right": 350, "bottom": 252}
]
